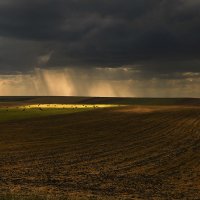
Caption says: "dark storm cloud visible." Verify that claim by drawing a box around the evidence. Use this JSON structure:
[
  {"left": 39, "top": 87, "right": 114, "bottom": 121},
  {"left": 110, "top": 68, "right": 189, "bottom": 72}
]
[{"left": 0, "top": 0, "right": 200, "bottom": 75}]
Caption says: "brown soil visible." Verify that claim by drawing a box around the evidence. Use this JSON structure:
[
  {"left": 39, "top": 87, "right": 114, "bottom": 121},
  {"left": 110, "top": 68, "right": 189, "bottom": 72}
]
[{"left": 0, "top": 105, "right": 200, "bottom": 199}]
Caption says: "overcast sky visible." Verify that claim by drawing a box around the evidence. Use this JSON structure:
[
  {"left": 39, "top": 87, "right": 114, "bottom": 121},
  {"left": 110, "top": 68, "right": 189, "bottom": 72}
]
[{"left": 0, "top": 0, "right": 199, "bottom": 97}]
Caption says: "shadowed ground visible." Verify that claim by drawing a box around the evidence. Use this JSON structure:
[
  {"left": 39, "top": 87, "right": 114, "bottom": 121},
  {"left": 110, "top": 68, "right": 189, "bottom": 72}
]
[{"left": 0, "top": 101, "right": 199, "bottom": 199}]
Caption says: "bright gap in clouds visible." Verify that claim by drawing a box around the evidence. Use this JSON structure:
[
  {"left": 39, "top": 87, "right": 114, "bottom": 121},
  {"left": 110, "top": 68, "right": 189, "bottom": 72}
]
[
  {"left": 0, "top": 68, "right": 134, "bottom": 97},
  {"left": 0, "top": 68, "right": 199, "bottom": 97}
]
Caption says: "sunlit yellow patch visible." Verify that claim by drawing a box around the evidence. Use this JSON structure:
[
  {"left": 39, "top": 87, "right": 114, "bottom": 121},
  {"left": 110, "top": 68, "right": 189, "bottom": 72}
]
[{"left": 21, "top": 104, "right": 120, "bottom": 109}]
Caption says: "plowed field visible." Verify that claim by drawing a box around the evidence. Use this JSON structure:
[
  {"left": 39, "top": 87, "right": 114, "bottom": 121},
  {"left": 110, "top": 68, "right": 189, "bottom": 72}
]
[{"left": 0, "top": 105, "right": 199, "bottom": 199}]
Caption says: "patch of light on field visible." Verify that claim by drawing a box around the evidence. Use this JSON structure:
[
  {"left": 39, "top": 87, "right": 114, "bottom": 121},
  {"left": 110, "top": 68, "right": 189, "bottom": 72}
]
[{"left": 22, "top": 104, "right": 120, "bottom": 109}]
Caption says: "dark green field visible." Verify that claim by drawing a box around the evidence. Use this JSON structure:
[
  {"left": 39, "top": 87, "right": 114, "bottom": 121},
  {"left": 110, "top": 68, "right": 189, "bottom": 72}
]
[
  {"left": 0, "top": 97, "right": 200, "bottom": 199},
  {"left": 0, "top": 96, "right": 200, "bottom": 106}
]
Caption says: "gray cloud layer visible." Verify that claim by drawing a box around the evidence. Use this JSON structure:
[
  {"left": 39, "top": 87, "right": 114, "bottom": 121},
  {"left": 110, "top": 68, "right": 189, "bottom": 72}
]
[{"left": 0, "top": 0, "right": 199, "bottom": 75}]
